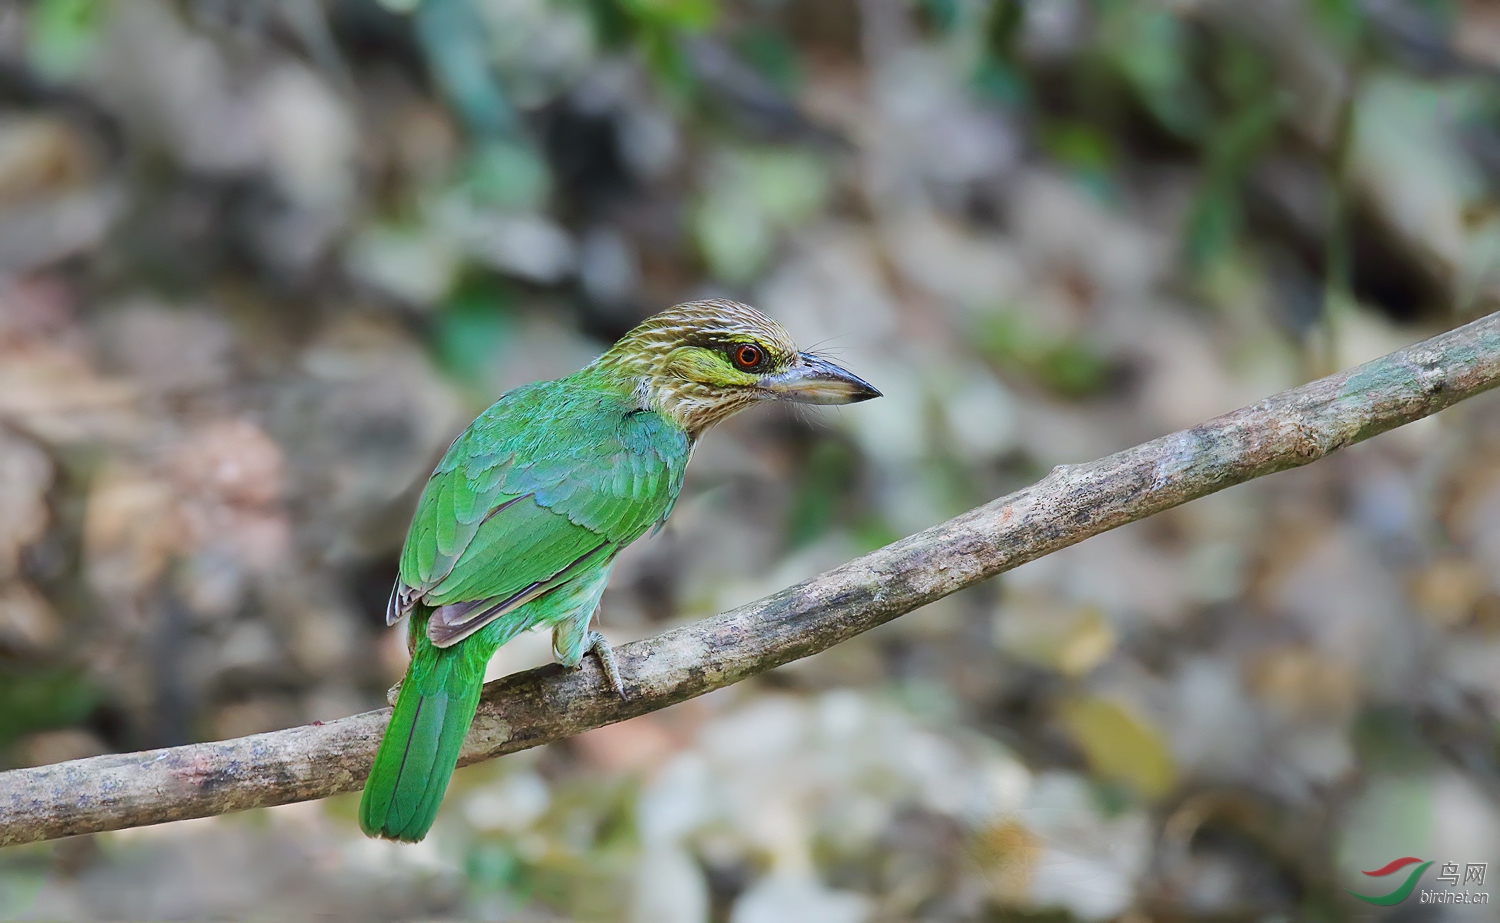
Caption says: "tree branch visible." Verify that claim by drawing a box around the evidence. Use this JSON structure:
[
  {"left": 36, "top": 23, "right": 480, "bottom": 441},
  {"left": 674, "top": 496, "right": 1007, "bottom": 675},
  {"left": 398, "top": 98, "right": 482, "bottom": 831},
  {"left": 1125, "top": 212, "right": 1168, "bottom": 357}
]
[{"left": 3, "top": 313, "right": 1500, "bottom": 848}]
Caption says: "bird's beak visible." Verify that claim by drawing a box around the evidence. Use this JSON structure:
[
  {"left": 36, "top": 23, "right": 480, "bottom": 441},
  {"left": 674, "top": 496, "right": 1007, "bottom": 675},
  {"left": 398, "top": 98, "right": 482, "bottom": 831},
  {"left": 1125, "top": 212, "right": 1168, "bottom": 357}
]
[{"left": 761, "top": 352, "right": 882, "bottom": 405}]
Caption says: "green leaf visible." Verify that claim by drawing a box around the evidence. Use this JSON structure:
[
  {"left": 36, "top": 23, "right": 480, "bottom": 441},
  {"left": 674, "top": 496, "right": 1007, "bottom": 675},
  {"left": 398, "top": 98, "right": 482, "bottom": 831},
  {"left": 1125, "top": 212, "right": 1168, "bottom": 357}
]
[
  {"left": 0, "top": 668, "right": 96, "bottom": 752},
  {"left": 434, "top": 283, "right": 514, "bottom": 386},
  {"left": 984, "top": 0, "right": 1027, "bottom": 60},
  {"left": 786, "top": 441, "right": 857, "bottom": 548},
  {"left": 413, "top": 0, "right": 519, "bottom": 138},
  {"left": 747, "top": 149, "right": 829, "bottom": 229},
  {"left": 463, "top": 142, "right": 552, "bottom": 211},
  {"left": 1183, "top": 94, "right": 1282, "bottom": 271},
  {"left": 693, "top": 192, "right": 770, "bottom": 283},
  {"left": 27, "top": 0, "right": 102, "bottom": 80},
  {"left": 1096, "top": 2, "right": 1208, "bottom": 140},
  {"left": 1059, "top": 695, "right": 1176, "bottom": 799},
  {"left": 974, "top": 310, "right": 1116, "bottom": 399},
  {"left": 620, "top": 0, "right": 718, "bottom": 30},
  {"left": 1183, "top": 182, "right": 1241, "bottom": 271},
  {"left": 972, "top": 57, "right": 1026, "bottom": 107},
  {"left": 1309, "top": 0, "right": 1366, "bottom": 55},
  {"left": 921, "top": 0, "right": 961, "bottom": 34},
  {"left": 691, "top": 148, "right": 828, "bottom": 283},
  {"left": 735, "top": 27, "right": 802, "bottom": 92},
  {"left": 1037, "top": 122, "right": 1119, "bottom": 204}
]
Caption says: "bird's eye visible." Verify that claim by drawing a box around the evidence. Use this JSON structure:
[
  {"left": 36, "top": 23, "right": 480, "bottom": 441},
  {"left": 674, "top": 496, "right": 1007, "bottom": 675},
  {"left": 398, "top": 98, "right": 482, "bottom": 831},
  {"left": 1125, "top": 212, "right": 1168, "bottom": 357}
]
[{"left": 731, "top": 343, "right": 765, "bottom": 371}]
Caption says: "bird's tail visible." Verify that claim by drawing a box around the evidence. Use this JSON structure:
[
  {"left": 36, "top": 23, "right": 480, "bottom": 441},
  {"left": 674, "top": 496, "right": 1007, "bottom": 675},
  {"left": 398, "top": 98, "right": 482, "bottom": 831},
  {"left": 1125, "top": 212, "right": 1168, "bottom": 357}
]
[{"left": 359, "top": 627, "right": 487, "bottom": 842}]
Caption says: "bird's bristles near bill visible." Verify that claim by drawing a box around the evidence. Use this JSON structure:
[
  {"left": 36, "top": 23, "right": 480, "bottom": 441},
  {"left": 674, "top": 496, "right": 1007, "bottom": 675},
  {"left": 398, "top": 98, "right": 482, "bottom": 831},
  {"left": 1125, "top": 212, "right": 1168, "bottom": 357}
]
[
  {"left": 796, "top": 334, "right": 853, "bottom": 359},
  {"left": 594, "top": 299, "right": 881, "bottom": 437}
]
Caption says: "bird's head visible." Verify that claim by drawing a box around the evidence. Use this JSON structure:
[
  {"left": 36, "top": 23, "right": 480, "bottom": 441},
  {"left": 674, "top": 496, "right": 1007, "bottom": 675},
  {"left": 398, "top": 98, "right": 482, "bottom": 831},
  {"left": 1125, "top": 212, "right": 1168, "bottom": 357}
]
[{"left": 595, "top": 299, "right": 881, "bottom": 436}]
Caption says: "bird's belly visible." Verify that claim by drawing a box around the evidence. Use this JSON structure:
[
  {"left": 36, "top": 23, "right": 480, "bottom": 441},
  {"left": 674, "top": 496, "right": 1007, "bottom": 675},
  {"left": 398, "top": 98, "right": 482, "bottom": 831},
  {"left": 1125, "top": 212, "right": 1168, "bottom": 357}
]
[{"left": 470, "top": 560, "right": 616, "bottom": 650}]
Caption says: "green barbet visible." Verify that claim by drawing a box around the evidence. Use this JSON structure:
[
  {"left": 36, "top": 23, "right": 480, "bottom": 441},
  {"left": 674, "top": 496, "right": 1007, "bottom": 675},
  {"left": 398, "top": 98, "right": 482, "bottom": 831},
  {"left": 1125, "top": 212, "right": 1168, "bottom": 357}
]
[{"left": 360, "top": 300, "right": 881, "bottom": 841}]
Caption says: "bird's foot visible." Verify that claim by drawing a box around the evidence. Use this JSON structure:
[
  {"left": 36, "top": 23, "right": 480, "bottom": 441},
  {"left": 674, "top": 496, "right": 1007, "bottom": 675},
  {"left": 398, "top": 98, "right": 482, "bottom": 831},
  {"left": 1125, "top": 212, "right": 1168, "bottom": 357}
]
[
  {"left": 586, "top": 631, "right": 625, "bottom": 696},
  {"left": 386, "top": 679, "right": 402, "bottom": 707}
]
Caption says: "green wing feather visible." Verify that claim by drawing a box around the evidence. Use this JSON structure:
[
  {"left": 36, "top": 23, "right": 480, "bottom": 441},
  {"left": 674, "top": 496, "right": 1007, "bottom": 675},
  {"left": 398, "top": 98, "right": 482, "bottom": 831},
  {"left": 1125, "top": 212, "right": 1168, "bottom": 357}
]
[{"left": 391, "top": 378, "right": 689, "bottom": 644}]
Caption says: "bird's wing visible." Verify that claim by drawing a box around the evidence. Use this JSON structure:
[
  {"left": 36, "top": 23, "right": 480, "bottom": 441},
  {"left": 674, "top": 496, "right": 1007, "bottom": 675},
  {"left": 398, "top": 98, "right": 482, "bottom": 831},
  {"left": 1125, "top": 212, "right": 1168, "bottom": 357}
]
[{"left": 388, "top": 382, "right": 688, "bottom": 647}]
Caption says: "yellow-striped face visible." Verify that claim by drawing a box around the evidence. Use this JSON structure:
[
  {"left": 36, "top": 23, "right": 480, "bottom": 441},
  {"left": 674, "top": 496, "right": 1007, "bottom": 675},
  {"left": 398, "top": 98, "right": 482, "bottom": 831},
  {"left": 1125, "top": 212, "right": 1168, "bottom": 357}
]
[{"left": 596, "top": 299, "right": 880, "bottom": 436}]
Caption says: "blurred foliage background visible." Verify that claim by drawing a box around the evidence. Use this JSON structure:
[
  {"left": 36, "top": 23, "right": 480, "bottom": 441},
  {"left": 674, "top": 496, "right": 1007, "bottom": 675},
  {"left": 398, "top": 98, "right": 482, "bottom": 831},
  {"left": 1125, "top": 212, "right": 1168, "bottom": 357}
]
[{"left": 3, "top": 0, "right": 1500, "bottom": 920}]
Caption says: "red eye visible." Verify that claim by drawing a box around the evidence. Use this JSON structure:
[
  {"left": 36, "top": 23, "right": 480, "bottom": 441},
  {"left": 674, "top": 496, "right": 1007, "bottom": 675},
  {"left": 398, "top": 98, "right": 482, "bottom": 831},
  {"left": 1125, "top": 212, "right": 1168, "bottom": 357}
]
[{"left": 732, "top": 344, "right": 764, "bottom": 371}]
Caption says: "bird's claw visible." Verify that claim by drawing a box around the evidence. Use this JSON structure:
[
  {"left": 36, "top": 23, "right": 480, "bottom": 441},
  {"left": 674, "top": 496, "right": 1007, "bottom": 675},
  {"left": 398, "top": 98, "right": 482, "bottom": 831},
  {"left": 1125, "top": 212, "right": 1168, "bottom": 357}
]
[
  {"left": 386, "top": 680, "right": 402, "bottom": 707},
  {"left": 586, "top": 630, "right": 626, "bottom": 696}
]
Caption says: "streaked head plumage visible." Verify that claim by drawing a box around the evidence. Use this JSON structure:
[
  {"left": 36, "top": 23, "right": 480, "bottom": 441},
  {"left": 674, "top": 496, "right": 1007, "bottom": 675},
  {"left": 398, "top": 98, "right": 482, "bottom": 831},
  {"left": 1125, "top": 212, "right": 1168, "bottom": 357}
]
[{"left": 595, "top": 299, "right": 880, "bottom": 436}]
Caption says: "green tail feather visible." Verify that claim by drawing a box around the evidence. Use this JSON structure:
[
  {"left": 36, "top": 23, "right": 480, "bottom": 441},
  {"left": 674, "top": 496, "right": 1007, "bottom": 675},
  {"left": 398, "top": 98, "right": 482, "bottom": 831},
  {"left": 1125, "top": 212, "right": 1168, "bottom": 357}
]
[{"left": 359, "top": 632, "right": 486, "bottom": 842}]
